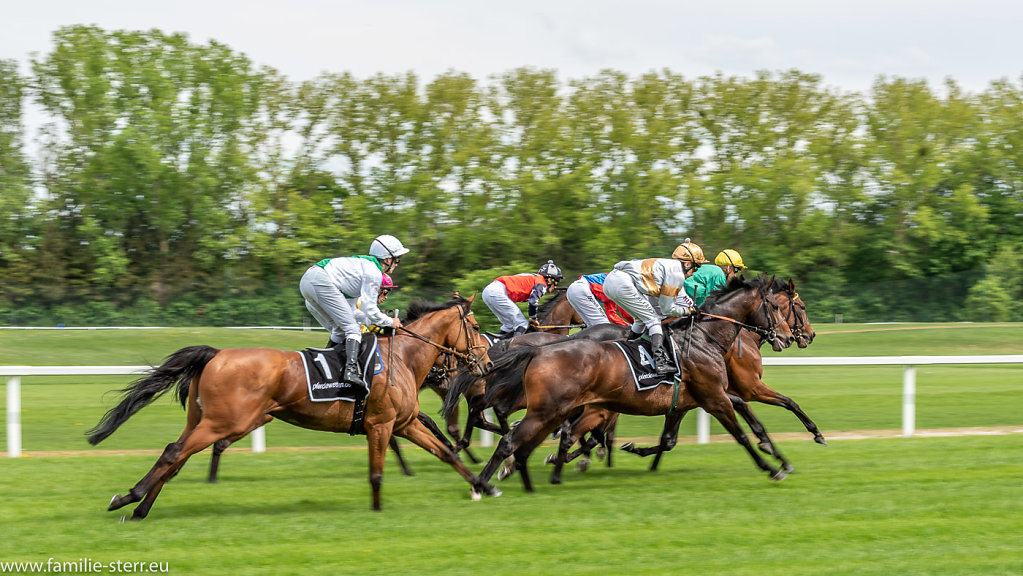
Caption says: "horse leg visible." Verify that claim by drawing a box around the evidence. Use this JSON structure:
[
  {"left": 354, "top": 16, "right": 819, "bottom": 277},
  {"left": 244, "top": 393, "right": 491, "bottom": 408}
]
[
  {"left": 206, "top": 438, "right": 232, "bottom": 483},
  {"left": 701, "top": 394, "right": 785, "bottom": 480},
  {"left": 115, "top": 419, "right": 235, "bottom": 520},
  {"left": 727, "top": 393, "right": 794, "bottom": 473},
  {"left": 620, "top": 409, "right": 689, "bottom": 471},
  {"left": 365, "top": 422, "right": 394, "bottom": 511},
  {"left": 747, "top": 381, "right": 827, "bottom": 445},
  {"left": 604, "top": 415, "right": 617, "bottom": 467},
  {"left": 394, "top": 415, "right": 494, "bottom": 499},
  {"left": 388, "top": 436, "right": 413, "bottom": 477},
  {"left": 510, "top": 415, "right": 564, "bottom": 493},
  {"left": 445, "top": 403, "right": 481, "bottom": 464},
  {"left": 547, "top": 420, "right": 575, "bottom": 485},
  {"left": 206, "top": 414, "right": 273, "bottom": 483}
]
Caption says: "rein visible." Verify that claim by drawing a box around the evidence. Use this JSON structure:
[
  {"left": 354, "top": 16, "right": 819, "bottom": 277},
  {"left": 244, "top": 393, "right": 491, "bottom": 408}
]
[
  {"left": 695, "top": 285, "right": 782, "bottom": 351},
  {"left": 396, "top": 308, "right": 487, "bottom": 370},
  {"left": 533, "top": 324, "right": 586, "bottom": 330}
]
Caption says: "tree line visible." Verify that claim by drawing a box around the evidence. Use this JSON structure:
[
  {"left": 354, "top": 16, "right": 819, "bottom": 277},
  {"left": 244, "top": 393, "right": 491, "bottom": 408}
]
[{"left": 1, "top": 25, "right": 1022, "bottom": 329}]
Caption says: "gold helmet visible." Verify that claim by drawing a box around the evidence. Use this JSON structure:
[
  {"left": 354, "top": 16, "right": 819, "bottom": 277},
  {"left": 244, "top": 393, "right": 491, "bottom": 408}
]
[
  {"left": 671, "top": 238, "right": 709, "bottom": 263},
  {"left": 714, "top": 249, "right": 746, "bottom": 270}
]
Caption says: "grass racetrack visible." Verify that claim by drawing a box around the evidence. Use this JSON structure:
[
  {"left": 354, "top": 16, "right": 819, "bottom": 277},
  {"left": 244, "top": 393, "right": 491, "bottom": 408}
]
[{"left": 1, "top": 324, "right": 1022, "bottom": 574}]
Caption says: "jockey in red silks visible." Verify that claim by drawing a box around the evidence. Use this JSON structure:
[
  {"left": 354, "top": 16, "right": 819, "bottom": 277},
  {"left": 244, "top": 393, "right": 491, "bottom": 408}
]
[{"left": 482, "top": 260, "right": 564, "bottom": 338}]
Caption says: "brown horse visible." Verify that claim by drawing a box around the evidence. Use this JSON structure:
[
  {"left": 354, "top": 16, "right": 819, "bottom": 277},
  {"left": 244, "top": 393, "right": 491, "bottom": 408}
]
[
  {"left": 529, "top": 281, "right": 810, "bottom": 484},
  {"left": 87, "top": 295, "right": 495, "bottom": 519},
  {"left": 471, "top": 276, "right": 795, "bottom": 497},
  {"left": 618, "top": 280, "right": 822, "bottom": 471}
]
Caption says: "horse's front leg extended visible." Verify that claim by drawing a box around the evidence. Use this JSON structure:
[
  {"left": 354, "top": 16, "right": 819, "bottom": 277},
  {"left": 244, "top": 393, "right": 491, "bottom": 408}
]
[
  {"left": 727, "top": 393, "right": 793, "bottom": 472},
  {"left": 703, "top": 395, "right": 785, "bottom": 480},
  {"left": 366, "top": 423, "right": 393, "bottom": 511}
]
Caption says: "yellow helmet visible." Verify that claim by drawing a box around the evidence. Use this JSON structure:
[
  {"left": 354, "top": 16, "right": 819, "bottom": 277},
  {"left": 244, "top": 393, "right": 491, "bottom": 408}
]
[
  {"left": 715, "top": 249, "right": 746, "bottom": 269},
  {"left": 671, "top": 239, "right": 709, "bottom": 263}
]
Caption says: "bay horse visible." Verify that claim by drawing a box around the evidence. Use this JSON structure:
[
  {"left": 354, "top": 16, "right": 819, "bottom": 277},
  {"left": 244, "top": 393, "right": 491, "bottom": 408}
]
[
  {"left": 87, "top": 295, "right": 495, "bottom": 519},
  {"left": 440, "top": 323, "right": 629, "bottom": 453},
  {"left": 471, "top": 276, "right": 795, "bottom": 497},
  {"left": 619, "top": 280, "right": 822, "bottom": 471}
]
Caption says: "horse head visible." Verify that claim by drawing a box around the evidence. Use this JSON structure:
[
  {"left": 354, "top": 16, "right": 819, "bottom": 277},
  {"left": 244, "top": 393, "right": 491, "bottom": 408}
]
[
  {"left": 779, "top": 278, "right": 815, "bottom": 348},
  {"left": 701, "top": 275, "right": 795, "bottom": 352}
]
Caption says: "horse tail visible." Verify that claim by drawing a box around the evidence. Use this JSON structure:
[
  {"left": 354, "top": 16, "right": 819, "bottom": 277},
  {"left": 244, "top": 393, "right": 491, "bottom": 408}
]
[
  {"left": 483, "top": 345, "right": 540, "bottom": 415},
  {"left": 440, "top": 369, "right": 480, "bottom": 420},
  {"left": 86, "top": 345, "right": 220, "bottom": 445}
]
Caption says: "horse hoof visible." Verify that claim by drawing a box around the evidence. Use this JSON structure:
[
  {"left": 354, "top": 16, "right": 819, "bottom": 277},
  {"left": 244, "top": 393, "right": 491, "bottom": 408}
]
[
  {"left": 120, "top": 515, "right": 128, "bottom": 523},
  {"left": 471, "top": 489, "right": 482, "bottom": 501},
  {"left": 550, "top": 476, "right": 561, "bottom": 485},
  {"left": 815, "top": 435, "right": 828, "bottom": 446},
  {"left": 783, "top": 463, "right": 795, "bottom": 473},
  {"left": 543, "top": 454, "right": 556, "bottom": 465},
  {"left": 770, "top": 469, "right": 788, "bottom": 481},
  {"left": 596, "top": 447, "right": 606, "bottom": 460},
  {"left": 497, "top": 466, "right": 513, "bottom": 481},
  {"left": 575, "top": 458, "right": 590, "bottom": 473},
  {"left": 620, "top": 442, "right": 635, "bottom": 452}
]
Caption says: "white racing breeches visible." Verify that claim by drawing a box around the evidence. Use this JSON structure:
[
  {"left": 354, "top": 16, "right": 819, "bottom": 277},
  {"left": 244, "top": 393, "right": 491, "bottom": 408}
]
[
  {"left": 482, "top": 281, "right": 528, "bottom": 333},
  {"left": 566, "top": 278, "right": 610, "bottom": 327},
  {"left": 602, "top": 269, "right": 664, "bottom": 336},
  {"left": 300, "top": 265, "right": 362, "bottom": 343}
]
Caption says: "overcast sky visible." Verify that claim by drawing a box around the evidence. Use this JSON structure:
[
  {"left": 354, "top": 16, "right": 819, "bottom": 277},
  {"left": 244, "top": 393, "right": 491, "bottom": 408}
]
[{"left": 4, "top": 0, "right": 1022, "bottom": 94}]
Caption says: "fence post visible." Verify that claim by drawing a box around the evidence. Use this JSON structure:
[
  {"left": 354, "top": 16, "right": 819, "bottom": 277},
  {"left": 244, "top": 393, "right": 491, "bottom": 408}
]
[
  {"left": 902, "top": 365, "right": 916, "bottom": 437},
  {"left": 6, "top": 376, "right": 21, "bottom": 457},
  {"left": 251, "top": 425, "right": 266, "bottom": 453},
  {"left": 697, "top": 408, "right": 710, "bottom": 444},
  {"left": 481, "top": 408, "right": 494, "bottom": 447}
]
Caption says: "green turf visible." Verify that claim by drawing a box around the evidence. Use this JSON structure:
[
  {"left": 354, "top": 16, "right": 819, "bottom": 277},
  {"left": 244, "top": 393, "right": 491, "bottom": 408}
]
[
  {"left": 2, "top": 325, "right": 1022, "bottom": 575},
  {"left": 0, "top": 437, "right": 1021, "bottom": 575}
]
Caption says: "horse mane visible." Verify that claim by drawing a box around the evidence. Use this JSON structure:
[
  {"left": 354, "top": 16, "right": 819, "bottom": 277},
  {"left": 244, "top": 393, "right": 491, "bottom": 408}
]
[
  {"left": 534, "top": 289, "right": 565, "bottom": 318},
  {"left": 405, "top": 296, "right": 469, "bottom": 323},
  {"left": 699, "top": 273, "right": 788, "bottom": 310}
]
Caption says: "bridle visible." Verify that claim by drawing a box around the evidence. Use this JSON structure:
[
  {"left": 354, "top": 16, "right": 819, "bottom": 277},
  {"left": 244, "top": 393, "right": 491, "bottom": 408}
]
[
  {"left": 397, "top": 304, "right": 489, "bottom": 373},
  {"left": 697, "top": 284, "right": 783, "bottom": 349},
  {"left": 783, "top": 291, "right": 811, "bottom": 346}
]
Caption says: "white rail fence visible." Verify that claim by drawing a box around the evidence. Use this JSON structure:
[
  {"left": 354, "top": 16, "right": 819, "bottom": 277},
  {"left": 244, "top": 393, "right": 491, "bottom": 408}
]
[{"left": 4, "top": 355, "right": 1023, "bottom": 457}]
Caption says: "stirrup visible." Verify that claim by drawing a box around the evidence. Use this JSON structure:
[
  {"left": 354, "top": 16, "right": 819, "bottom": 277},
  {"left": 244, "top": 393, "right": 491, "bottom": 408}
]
[{"left": 342, "top": 363, "right": 365, "bottom": 387}]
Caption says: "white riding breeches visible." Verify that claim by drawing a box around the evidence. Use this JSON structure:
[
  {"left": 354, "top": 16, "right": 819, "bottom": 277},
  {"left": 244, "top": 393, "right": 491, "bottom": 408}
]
[
  {"left": 602, "top": 269, "right": 663, "bottom": 336},
  {"left": 566, "top": 278, "right": 610, "bottom": 327},
  {"left": 482, "top": 281, "right": 528, "bottom": 333},
  {"left": 300, "top": 265, "right": 362, "bottom": 343}
]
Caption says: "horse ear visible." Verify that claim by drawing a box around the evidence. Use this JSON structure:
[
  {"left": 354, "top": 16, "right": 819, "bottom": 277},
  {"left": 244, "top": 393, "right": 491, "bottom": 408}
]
[{"left": 466, "top": 291, "right": 477, "bottom": 305}]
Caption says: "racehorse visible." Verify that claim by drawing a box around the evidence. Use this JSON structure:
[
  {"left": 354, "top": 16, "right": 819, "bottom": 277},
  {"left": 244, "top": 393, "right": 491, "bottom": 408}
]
[
  {"left": 440, "top": 323, "right": 629, "bottom": 453},
  {"left": 87, "top": 295, "right": 495, "bottom": 519},
  {"left": 471, "top": 276, "right": 795, "bottom": 497},
  {"left": 618, "top": 279, "right": 822, "bottom": 471}
]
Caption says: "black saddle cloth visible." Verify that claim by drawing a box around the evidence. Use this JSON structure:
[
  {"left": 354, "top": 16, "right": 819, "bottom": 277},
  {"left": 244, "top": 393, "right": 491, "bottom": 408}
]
[
  {"left": 300, "top": 335, "right": 381, "bottom": 402},
  {"left": 611, "top": 338, "right": 680, "bottom": 391}
]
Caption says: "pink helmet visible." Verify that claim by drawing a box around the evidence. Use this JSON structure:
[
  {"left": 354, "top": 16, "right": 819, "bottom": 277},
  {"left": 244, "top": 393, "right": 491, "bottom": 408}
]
[{"left": 381, "top": 273, "right": 394, "bottom": 289}]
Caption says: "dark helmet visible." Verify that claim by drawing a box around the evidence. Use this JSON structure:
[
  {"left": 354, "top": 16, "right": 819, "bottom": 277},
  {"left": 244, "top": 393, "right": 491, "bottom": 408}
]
[{"left": 538, "top": 260, "right": 563, "bottom": 283}]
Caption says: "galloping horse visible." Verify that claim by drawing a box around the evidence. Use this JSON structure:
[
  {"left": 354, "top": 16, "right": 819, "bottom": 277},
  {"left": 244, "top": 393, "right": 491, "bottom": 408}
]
[
  {"left": 471, "top": 276, "right": 795, "bottom": 497},
  {"left": 87, "top": 295, "right": 495, "bottom": 518},
  {"left": 619, "top": 280, "right": 822, "bottom": 471}
]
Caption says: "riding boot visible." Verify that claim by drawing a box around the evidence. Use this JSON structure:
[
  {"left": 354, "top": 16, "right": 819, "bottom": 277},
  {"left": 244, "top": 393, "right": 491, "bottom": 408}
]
[
  {"left": 650, "top": 333, "right": 676, "bottom": 376},
  {"left": 342, "top": 339, "right": 366, "bottom": 388}
]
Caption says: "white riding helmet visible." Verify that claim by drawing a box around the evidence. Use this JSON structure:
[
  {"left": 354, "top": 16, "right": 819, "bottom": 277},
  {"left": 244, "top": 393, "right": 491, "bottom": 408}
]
[{"left": 369, "top": 235, "right": 410, "bottom": 260}]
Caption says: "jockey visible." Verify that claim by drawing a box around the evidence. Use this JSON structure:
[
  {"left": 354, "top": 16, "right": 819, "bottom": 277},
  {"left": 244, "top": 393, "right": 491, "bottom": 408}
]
[
  {"left": 482, "top": 260, "right": 564, "bottom": 338},
  {"left": 566, "top": 272, "right": 635, "bottom": 327},
  {"left": 603, "top": 239, "right": 708, "bottom": 375},
  {"left": 685, "top": 248, "right": 747, "bottom": 306},
  {"left": 299, "top": 234, "right": 410, "bottom": 387}
]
